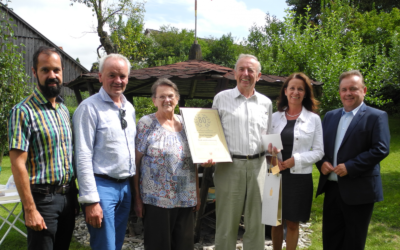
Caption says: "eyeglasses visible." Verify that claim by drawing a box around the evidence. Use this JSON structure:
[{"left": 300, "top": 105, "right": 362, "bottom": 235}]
[
  {"left": 156, "top": 95, "right": 175, "bottom": 101},
  {"left": 119, "top": 109, "right": 127, "bottom": 130}
]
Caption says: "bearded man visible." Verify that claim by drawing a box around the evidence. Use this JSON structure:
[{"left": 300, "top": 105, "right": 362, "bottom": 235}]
[{"left": 8, "top": 46, "right": 77, "bottom": 250}]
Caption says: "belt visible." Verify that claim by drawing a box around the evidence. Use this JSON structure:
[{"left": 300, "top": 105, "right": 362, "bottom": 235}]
[
  {"left": 231, "top": 151, "right": 266, "bottom": 160},
  {"left": 94, "top": 173, "right": 128, "bottom": 183},
  {"left": 31, "top": 184, "right": 70, "bottom": 195}
]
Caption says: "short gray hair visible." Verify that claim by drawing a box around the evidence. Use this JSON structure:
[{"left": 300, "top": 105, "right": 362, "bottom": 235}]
[
  {"left": 234, "top": 54, "right": 261, "bottom": 73},
  {"left": 339, "top": 70, "right": 365, "bottom": 87},
  {"left": 151, "top": 78, "right": 180, "bottom": 98},
  {"left": 99, "top": 54, "right": 131, "bottom": 74}
]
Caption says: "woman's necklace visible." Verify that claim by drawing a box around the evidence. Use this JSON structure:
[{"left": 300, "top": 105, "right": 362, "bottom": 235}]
[{"left": 285, "top": 110, "right": 301, "bottom": 117}]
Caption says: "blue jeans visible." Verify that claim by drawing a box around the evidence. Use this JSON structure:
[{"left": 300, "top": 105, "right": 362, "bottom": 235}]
[{"left": 85, "top": 176, "right": 131, "bottom": 250}]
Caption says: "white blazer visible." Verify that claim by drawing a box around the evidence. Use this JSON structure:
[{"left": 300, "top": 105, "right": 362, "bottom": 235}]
[{"left": 270, "top": 107, "right": 324, "bottom": 174}]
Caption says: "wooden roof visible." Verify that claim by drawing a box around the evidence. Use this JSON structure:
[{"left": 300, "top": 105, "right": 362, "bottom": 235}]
[{"left": 65, "top": 60, "right": 322, "bottom": 100}]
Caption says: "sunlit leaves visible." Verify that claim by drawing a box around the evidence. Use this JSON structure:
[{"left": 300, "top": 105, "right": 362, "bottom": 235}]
[{"left": 0, "top": 9, "right": 30, "bottom": 155}]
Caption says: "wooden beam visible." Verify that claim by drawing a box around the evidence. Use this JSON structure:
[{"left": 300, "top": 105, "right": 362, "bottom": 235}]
[
  {"left": 87, "top": 82, "right": 96, "bottom": 96},
  {"left": 125, "top": 93, "right": 134, "bottom": 106},
  {"left": 194, "top": 166, "right": 214, "bottom": 243},
  {"left": 73, "top": 86, "right": 83, "bottom": 104},
  {"left": 179, "top": 96, "right": 186, "bottom": 108},
  {"left": 124, "top": 80, "right": 155, "bottom": 95},
  {"left": 215, "top": 78, "right": 230, "bottom": 94},
  {"left": 188, "top": 79, "right": 198, "bottom": 99}
]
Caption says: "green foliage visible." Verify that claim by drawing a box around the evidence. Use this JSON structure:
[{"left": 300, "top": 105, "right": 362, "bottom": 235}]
[
  {"left": 204, "top": 33, "right": 250, "bottom": 69},
  {"left": 146, "top": 26, "right": 205, "bottom": 67},
  {"left": 132, "top": 97, "right": 157, "bottom": 119},
  {"left": 249, "top": 2, "right": 364, "bottom": 113},
  {"left": 70, "top": 0, "right": 144, "bottom": 55},
  {"left": 350, "top": 8, "right": 400, "bottom": 48},
  {"left": 0, "top": 6, "right": 30, "bottom": 158},
  {"left": 286, "top": 0, "right": 400, "bottom": 20},
  {"left": 64, "top": 91, "right": 90, "bottom": 108},
  {"left": 109, "top": 2, "right": 152, "bottom": 69}
]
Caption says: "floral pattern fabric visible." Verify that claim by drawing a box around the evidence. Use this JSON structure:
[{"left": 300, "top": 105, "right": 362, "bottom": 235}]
[{"left": 135, "top": 113, "right": 196, "bottom": 208}]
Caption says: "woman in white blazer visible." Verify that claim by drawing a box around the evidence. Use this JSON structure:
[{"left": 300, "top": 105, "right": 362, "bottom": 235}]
[{"left": 270, "top": 73, "right": 324, "bottom": 250}]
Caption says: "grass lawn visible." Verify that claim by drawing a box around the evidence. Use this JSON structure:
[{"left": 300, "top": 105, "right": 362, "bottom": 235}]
[
  {"left": 0, "top": 157, "right": 90, "bottom": 250},
  {"left": 308, "top": 117, "right": 400, "bottom": 249},
  {"left": 0, "top": 117, "right": 399, "bottom": 249}
]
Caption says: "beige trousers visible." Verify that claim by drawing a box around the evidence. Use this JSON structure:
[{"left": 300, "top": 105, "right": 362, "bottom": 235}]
[{"left": 214, "top": 157, "right": 266, "bottom": 250}]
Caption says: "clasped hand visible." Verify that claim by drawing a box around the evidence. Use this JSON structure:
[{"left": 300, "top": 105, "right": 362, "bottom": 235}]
[
  {"left": 267, "top": 143, "right": 294, "bottom": 171},
  {"left": 321, "top": 162, "right": 348, "bottom": 177}
]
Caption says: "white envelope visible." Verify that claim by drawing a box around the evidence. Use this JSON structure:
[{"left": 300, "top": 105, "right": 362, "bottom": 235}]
[{"left": 262, "top": 134, "right": 283, "bottom": 150}]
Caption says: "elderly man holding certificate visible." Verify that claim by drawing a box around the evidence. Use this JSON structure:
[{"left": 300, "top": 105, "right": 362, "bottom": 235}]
[{"left": 212, "top": 54, "right": 273, "bottom": 250}]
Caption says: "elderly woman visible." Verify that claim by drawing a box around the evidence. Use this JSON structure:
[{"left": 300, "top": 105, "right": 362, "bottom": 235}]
[
  {"left": 133, "top": 78, "right": 213, "bottom": 250},
  {"left": 269, "top": 73, "right": 324, "bottom": 250}
]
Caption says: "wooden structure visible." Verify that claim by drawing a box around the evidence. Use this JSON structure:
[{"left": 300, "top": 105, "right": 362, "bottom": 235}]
[
  {"left": 0, "top": 3, "right": 89, "bottom": 97},
  {"left": 65, "top": 60, "right": 323, "bottom": 105}
]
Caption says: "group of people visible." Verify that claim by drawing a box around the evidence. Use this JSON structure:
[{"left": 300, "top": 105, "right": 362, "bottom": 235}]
[{"left": 7, "top": 46, "right": 390, "bottom": 250}]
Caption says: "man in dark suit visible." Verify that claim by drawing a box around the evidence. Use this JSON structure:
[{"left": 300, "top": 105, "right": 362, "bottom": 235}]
[{"left": 316, "top": 70, "right": 390, "bottom": 250}]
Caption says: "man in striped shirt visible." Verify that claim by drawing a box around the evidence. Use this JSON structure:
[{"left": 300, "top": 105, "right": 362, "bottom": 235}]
[
  {"left": 212, "top": 54, "right": 272, "bottom": 250},
  {"left": 8, "top": 46, "right": 77, "bottom": 250}
]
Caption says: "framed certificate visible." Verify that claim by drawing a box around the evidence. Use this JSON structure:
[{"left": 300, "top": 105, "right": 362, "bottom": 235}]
[{"left": 180, "top": 108, "right": 232, "bottom": 164}]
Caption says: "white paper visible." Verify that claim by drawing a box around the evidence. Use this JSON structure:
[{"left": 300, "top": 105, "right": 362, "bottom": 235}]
[{"left": 262, "top": 134, "right": 283, "bottom": 150}]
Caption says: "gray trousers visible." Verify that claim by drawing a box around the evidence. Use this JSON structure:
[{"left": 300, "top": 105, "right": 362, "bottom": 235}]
[{"left": 214, "top": 157, "right": 266, "bottom": 250}]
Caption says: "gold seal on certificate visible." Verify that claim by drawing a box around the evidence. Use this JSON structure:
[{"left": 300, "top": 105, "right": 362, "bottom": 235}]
[{"left": 180, "top": 108, "right": 232, "bottom": 163}]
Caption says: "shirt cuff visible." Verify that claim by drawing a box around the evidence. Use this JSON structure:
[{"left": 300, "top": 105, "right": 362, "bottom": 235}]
[
  {"left": 292, "top": 153, "right": 302, "bottom": 173},
  {"left": 78, "top": 192, "right": 100, "bottom": 204}
]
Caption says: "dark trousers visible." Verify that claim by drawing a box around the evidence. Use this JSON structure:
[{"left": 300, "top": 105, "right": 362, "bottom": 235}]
[
  {"left": 143, "top": 204, "right": 194, "bottom": 250},
  {"left": 323, "top": 181, "right": 374, "bottom": 250},
  {"left": 24, "top": 192, "right": 75, "bottom": 250}
]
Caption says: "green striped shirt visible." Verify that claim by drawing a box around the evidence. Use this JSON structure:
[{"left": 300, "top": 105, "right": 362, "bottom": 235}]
[{"left": 8, "top": 87, "right": 74, "bottom": 185}]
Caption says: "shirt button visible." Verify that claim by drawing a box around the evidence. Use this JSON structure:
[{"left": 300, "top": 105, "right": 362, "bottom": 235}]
[
  {"left": 293, "top": 170, "right": 295, "bottom": 172},
  {"left": 296, "top": 138, "right": 298, "bottom": 140}
]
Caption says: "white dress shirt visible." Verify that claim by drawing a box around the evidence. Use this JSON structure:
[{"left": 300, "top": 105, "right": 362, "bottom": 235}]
[
  {"left": 73, "top": 87, "right": 136, "bottom": 203},
  {"left": 212, "top": 87, "right": 272, "bottom": 155},
  {"left": 270, "top": 107, "right": 324, "bottom": 174}
]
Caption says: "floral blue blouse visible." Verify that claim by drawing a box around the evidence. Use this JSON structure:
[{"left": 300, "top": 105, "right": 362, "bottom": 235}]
[{"left": 135, "top": 113, "right": 197, "bottom": 208}]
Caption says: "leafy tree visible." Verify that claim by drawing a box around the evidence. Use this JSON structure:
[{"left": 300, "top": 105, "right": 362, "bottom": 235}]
[
  {"left": 146, "top": 25, "right": 211, "bottom": 67},
  {"left": 286, "top": 0, "right": 323, "bottom": 20},
  {"left": 204, "top": 33, "right": 250, "bottom": 68},
  {"left": 250, "top": 1, "right": 400, "bottom": 113},
  {"left": 108, "top": 3, "right": 152, "bottom": 69},
  {"left": 249, "top": 2, "right": 364, "bottom": 113},
  {"left": 286, "top": 0, "right": 400, "bottom": 20},
  {"left": 349, "top": 7, "right": 400, "bottom": 48},
  {"left": 70, "top": 0, "right": 144, "bottom": 56},
  {"left": 0, "top": 2, "right": 30, "bottom": 167}
]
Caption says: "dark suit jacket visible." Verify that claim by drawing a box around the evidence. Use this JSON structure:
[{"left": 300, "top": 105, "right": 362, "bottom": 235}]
[{"left": 316, "top": 104, "right": 390, "bottom": 205}]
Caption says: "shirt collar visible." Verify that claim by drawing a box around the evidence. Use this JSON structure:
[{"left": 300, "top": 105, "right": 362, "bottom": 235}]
[
  {"left": 297, "top": 107, "right": 309, "bottom": 122},
  {"left": 232, "top": 86, "right": 259, "bottom": 102},
  {"left": 342, "top": 102, "right": 364, "bottom": 116},
  {"left": 32, "top": 87, "right": 63, "bottom": 105},
  {"left": 99, "top": 87, "right": 127, "bottom": 108}
]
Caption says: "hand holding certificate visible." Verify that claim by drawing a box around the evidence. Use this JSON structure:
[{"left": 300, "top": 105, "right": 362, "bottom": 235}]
[{"left": 180, "top": 108, "right": 232, "bottom": 164}]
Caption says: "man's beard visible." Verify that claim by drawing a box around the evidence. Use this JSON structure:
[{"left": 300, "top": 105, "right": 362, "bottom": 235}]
[{"left": 37, "top": 77, "right": 62, "bottom": 98}]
